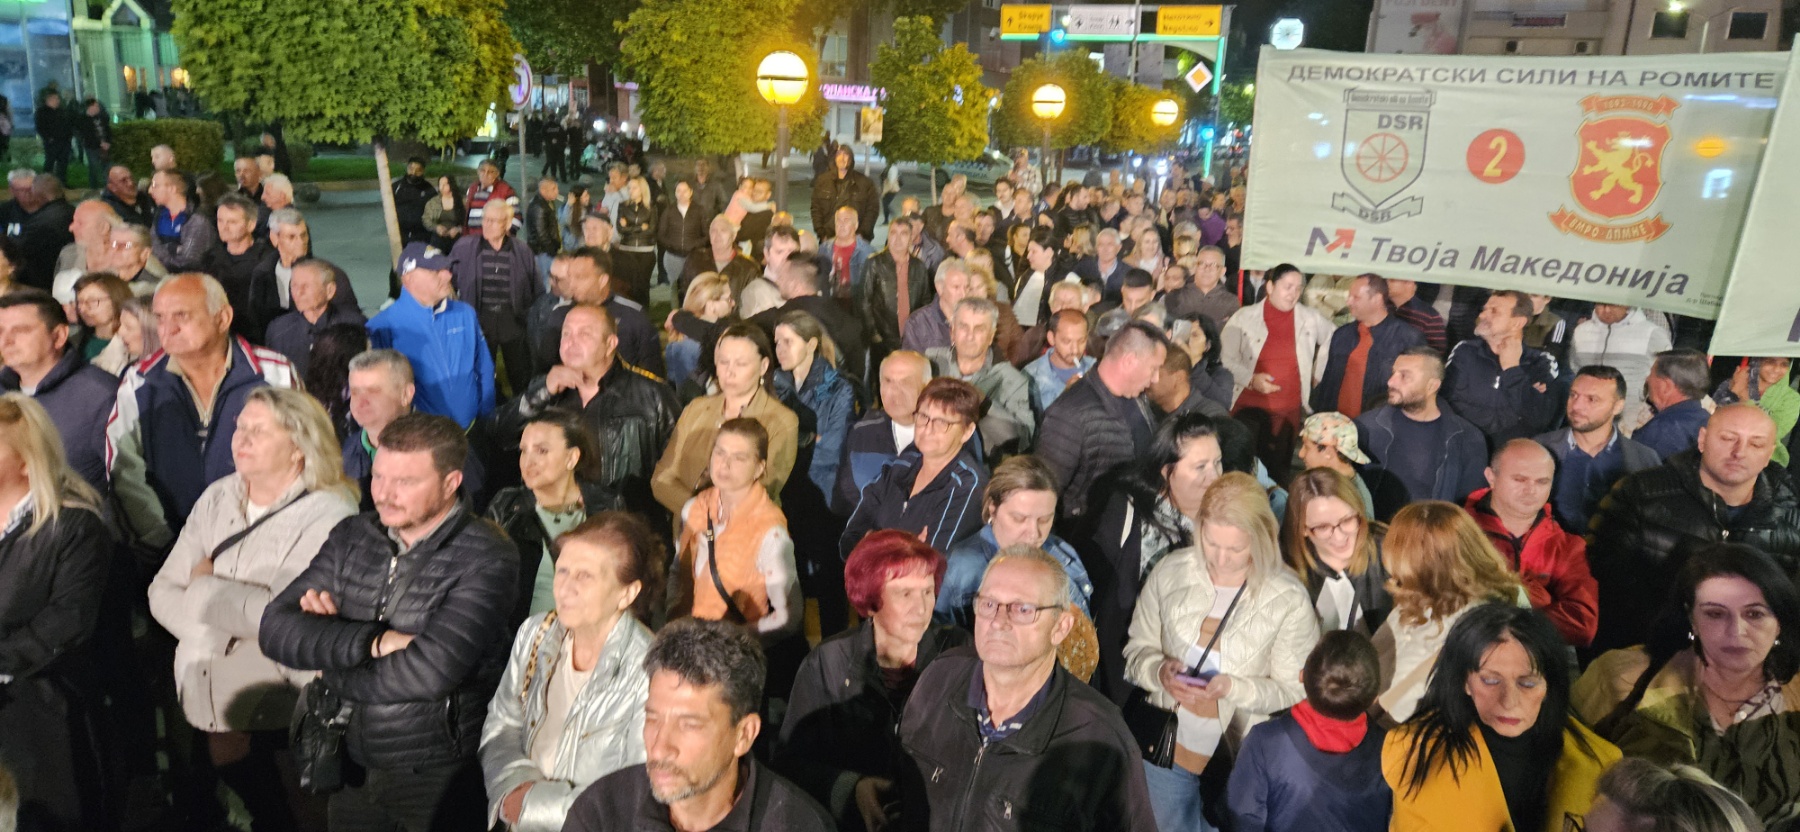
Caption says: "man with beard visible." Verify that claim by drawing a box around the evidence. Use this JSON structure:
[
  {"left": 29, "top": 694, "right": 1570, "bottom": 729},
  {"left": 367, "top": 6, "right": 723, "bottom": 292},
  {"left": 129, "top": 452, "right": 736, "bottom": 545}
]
[
  {"left": 561, "top": 619, "right": 833, "bottom": 832},
  {"left": 1354, "top": 345, "right": 1489, "bottom": 520},
  {"left": 1534, "top": 365, "right": 1660, "bottom": 534}
]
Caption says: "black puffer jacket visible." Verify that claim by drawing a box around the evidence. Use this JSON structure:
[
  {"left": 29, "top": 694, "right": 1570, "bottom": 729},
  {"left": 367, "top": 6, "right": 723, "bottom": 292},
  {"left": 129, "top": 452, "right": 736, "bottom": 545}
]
[
  {"left": 259, "top": 509, "right": 518, "bottom": 769},
  {"left": 484, "top": 481, "right": 623, "bottom": 629},
  {"left": 1038, "top": 370, "right": 1150, "bottom": 522},
  {"left": 498, "top": 361, "right": 679, "bottom": 517},
  {"left": 1588, "top": 450, "right": 1800, "bottom": 653}
]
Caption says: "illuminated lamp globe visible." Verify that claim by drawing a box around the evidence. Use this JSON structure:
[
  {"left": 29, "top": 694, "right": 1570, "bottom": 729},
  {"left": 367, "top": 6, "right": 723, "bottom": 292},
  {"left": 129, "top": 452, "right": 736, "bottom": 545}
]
[
  {"left": 1031, "top": 84, "right": 1067, "bottom": 120},
  {"left": 757, "top": 51, "right": 809, "bottom": 105},
  {"left": 1151, "top": 98, "right": 1180, "bottom": 127}
]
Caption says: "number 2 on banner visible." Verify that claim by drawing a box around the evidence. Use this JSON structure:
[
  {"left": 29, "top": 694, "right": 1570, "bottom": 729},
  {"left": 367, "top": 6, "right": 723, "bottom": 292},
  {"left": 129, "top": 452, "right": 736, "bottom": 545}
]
[{"left": 1467, "top": 129, "right": 1524, "bottom": 184}]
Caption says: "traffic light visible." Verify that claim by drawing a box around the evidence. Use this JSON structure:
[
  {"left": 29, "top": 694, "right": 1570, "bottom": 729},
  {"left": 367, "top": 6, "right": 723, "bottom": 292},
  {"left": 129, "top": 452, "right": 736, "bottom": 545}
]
[{"left": 1200, "top": 125, "right": 1216, "bottom": 142}]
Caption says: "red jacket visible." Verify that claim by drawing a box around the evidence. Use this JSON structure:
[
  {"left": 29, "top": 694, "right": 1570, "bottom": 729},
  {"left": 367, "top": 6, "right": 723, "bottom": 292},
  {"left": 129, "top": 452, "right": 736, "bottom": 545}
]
[{"left": 1465, "top": 489, "right": 1600, "bottom": 647}]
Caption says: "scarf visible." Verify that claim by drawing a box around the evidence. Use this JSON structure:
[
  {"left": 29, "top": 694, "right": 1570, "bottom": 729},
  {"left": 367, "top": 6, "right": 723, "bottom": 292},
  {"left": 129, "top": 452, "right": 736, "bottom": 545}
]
[{"left": 1290, "top": 699, "right": 1367, "bottom": 754}]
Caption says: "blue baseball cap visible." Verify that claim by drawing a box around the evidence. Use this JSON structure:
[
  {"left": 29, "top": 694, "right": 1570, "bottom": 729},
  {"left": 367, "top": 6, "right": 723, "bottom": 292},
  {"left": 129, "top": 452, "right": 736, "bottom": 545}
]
[{"left": 399, "top": 242, "right": 454, "bottom": 273}]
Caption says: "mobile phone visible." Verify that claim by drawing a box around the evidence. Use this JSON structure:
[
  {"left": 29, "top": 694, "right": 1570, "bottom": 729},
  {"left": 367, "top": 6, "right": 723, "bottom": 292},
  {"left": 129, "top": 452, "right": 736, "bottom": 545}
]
[{"left": 1175, "top": 666, "right": 1219, "bottom": 685}]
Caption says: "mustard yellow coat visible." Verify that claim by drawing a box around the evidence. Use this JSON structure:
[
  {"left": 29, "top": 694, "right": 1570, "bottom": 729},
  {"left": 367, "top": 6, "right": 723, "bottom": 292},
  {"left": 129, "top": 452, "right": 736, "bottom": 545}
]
[{"left": 1382, "top": 720, "right": 1620, "bottom": 832}]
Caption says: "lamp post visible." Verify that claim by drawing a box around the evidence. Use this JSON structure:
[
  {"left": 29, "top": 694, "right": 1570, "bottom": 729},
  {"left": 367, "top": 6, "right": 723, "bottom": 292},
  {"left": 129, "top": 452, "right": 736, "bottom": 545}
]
[
  {"left": 1031, "top": 83, "right": 1066, "bottom": 190},
  {"left": 1151, "top": 97, "right": 1179, "bottom": 128},
  {"left": 757, "top": 50, "right": 809, "bottom": 212}
]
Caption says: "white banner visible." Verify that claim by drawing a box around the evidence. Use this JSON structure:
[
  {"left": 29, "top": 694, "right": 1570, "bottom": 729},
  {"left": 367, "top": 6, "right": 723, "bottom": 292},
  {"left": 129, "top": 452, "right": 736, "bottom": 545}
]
[
  {"left": 1710, "top": 47, "right": 1800, "bottom": 355},
  {"left": 1242, "top": 48, "right": 1787, "bottom": 319}
]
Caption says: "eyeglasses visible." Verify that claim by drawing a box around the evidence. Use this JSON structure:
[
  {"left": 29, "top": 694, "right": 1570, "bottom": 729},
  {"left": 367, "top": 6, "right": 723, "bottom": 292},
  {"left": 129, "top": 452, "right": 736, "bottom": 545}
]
[
  {"left": 1307, "top": 514, "right": 1361, "bottom": 539},
  {"left": 972, "top": 595, "right": 1061, "bottom": 625},
  {"left": 915, "top": 412, "right": 965, "bottom": 432}
]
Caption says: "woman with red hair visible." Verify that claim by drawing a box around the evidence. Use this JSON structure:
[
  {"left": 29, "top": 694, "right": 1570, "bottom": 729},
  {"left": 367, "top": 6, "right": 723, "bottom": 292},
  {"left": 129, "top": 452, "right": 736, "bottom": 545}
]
[{"left": 775, "top": 530, "right": 971, "bottom": 832}]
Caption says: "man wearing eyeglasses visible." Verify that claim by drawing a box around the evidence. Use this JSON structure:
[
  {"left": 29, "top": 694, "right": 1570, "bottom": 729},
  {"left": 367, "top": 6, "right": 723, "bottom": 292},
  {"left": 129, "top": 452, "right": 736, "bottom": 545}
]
[
  {"left": 1464, "top": 438, "right": 1600, "bottom": 650},
  {"left": 898, "top": 547, "right": 1157, "bottom": 832}
]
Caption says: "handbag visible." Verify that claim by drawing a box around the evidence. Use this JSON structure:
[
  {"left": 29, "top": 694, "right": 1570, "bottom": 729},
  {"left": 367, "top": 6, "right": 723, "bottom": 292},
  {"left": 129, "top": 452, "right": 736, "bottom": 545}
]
[
  {"left": 1123, "top": 585, "right": 1247, "bottom": 770},
  {"left": 291, "top": 678, "right": 353, "bottom": 794}
]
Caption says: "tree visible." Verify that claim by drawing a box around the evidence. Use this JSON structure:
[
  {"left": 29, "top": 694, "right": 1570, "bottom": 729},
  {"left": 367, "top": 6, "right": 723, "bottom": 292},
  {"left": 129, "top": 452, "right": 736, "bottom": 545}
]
[
  {"left": 616, "top": 0, "right": 825, "bottom": 156},
  {"left": 174, "top": 0, "right": 516, "bottom": 260},
  {"left": 993, "top": 51, "right": 1115, "bottom": 154},
  {"left": 508, "top": 0, "right": 637, "bottom": 76},
  {"left": 869, "top": 16, "right": 991, "bottom": 196},
  {"left": 1101, "top": 80, "right": 1180, "bottom": 155}
]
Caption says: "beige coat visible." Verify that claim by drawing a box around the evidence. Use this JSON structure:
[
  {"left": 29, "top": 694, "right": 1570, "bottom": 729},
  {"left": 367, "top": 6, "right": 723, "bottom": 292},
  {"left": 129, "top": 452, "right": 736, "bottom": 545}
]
[
  {"left": 148, "top": 475, "right": 358, "bottom": 732},
  {"left": 1219, "top": 300, "right": 1334, "bottom": 409},
  {"left": 1123, "top": 546, "right": 1320, "bottom": 745}
]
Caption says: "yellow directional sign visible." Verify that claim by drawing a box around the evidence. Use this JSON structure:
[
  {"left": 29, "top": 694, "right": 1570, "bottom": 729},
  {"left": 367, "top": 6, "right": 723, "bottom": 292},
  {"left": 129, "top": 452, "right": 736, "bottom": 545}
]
[
  {"left": 1001, "top": 4, "right": 1053, "bottom": 35},
  {"left": 1157, "top": 5, "right": 1223, "bottom": 36}
]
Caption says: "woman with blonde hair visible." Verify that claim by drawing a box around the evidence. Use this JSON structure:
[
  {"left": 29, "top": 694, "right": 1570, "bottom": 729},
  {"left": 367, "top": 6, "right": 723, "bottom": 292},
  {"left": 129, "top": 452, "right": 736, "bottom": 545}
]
[
  {"left": 1125, "top": 472, "right": 1321, "bottom": 830},
  {"left": 1283, "top": 467, "right": 1392, "bottom": 634},
  {"left": 0, "top": 393, "right": 110, "bottom": 832},
  {"left": 149, "top": 386, "right": 360, "bottom": 831},
  {"left": 665, "top": 272, "right": 734, "bottom": 389},
  {"left": 1373, "top": 500, "right": 1524, "bottom": 724},
  {"left": 613, "top": 176, "right": 658, "bottom": 307}
]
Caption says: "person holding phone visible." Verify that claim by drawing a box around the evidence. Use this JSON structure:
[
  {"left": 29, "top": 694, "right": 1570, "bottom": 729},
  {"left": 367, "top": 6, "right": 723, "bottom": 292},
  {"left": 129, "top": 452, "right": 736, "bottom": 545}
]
[{"left": 1123, "top": 472, "right": 1321, "bottom": 831}]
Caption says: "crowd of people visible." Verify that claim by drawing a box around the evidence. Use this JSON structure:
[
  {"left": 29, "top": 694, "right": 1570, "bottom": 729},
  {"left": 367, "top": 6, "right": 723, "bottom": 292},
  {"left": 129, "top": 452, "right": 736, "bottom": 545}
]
[{"left": 0, "top": 139, "right": 1790, "bottom": 832}]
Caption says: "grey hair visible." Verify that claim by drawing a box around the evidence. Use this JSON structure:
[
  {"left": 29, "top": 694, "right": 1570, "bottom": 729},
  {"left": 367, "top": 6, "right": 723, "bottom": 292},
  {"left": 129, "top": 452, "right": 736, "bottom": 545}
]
[
  {"left": 981, "top": 545, "right": 1074, "bottom": 611},
  {"left": 267, "top": 207, "right": 307, "bottom": 234},
  {"left": 643, "top": 618, "right": 765, "bottom": 723},
  {"left": 349, "top": 349, "right": 415, "bottom": 388},
  {"left": 263, "top": 173, "right": 293, "bottom": 198},
  {"left": 1653, "top": 348, "right": 1712, "bottom": 401},
  {"left": 934, "top": 257, "right": 971, "bottom": 291},
  {"left": 156, "top": 273, "right": 231, "bottom": 315},
  {"left": 6, "top": 168, "right": 32, "bottom": 185},
  {"left": 1594, "top": 758, "right": 1763, "bottom": 832},
  {"left": 954, "top": 296, "right": 998, "bottom": 329},
  {"left": 1096, "top": 228, "right": 1122, "bottom": 245},
  {"left": 709, "top": 213, "right": 739, "bottom": 235},
  {"left": 110, "top": 221, "right": 152, "bottom": 250}
]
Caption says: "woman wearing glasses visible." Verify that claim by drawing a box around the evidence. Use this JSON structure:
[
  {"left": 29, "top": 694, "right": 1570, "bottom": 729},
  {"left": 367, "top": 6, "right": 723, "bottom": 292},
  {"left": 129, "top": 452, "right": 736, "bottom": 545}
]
[
  {"left": 1283, "top": 468, "right": 1392, "bottom": 635},
  {"left": 1124, "top": 472, "right": 1321, "bottom": 831},
  {"left": 839, "top": 377, "right": 990, "bottom": 558}
]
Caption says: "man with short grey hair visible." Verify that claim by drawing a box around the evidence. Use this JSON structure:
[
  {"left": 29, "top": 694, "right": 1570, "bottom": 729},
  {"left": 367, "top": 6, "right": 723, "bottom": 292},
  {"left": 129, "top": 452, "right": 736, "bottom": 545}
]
[
  {"left": 899, "top": 546, "right": 1157, "bottom": 832},
  {"left": 108, "top": 273, "right": 299, "bottom": 547},
  {"left": 264, "top": 258, "right": 365, "bottom": 374},
  {"left": 451, "top": 199, "right": 540, "bottom": 397},
  {"left": 900, "top": 258, "right": 973, "bottom": 354},
  {"left": 1076, "top": 227, "right": 1128, "bottom": 303},
  {"left": 927, "top": 297, "right": 1035, "bottom": 456},
  {"left": 340, "top": 348, "right": 483, "bottom": 509},
  {"left": 1634, "top": 347, "right": 1714, "bottom": 459},
  {"left": 103, "top": 163, "right": 151, "bottom": 225}
]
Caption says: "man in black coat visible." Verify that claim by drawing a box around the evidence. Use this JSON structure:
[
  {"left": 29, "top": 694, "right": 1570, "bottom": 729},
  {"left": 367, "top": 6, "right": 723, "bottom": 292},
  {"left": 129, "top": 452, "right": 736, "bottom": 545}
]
[
  {"left": 17, "top": 175, "right": 72, "bottom": 292},
  {"left": 1587, "top": 404, "right": 1800, "bottom": 654},
  {"left": 561, "top": 619, "right": 835, "bottom": 832},
  {"left": 204, "top": 195, "right": 280, "bottom": 342},
  {"left": 33, "top": 91, "right": 72, "bottom": 181},
  {"left": 391, "top": 157, "right": 437, "bottom": 245},
  {"left": 898, "top": 549, "right": 1157, "bottom": 832},
  {"left": 1311, "top": 273, "right": 1424, "bottom": 418},
  {"left": 862, "top": 219, "right": 931, "bottom": 371},
  {"left": 528, "top": 247, "right": 664, "bottom": 379},
  {"left": 72, "top": 97, "right": 111, "bottom": 189},
  {"left": 754, "top": 258, "right": 867, "bottom": 381},
  {"left": 809, "top": 145, "right": 879, "bottom": 241},
  {"left": 260, "top": 413, "right": 517, "bottom": 831},
  {"left": 1038, "top": 321, "right": 1168, "bottom": 525}
]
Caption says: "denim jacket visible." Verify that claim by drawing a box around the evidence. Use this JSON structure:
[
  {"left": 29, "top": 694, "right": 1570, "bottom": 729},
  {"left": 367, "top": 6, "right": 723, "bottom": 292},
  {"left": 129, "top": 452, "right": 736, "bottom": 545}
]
[{"left": 936, "top": 525, "right": 1094, "bottom": 628}]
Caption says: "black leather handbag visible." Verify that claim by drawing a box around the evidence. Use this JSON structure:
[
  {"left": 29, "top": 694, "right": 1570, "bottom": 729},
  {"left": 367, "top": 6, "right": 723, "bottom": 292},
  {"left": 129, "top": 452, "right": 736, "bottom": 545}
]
[{"left": 292, "top": 679, "right": 353, "bottom": 794}]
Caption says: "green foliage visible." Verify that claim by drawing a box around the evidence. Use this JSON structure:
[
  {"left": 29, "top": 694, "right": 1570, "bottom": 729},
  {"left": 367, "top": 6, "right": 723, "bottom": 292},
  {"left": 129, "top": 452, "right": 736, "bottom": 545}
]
[
  {"left": 886, "top": 0, "right": 964, "bottom": 24},
  {"left": 1102, "top": 81, "right": 1180, "bottom": 155},
  {"left": 172, "top": 0, "right": 517, "bottom": 148},
  {"left": 508, "top": 0, "right": 638, "bottom": 74},
  {"left": 617, "top": 0, "right": 826, "bottom": 156},
  {"left": 1219, "top": 81, "right": 1255, "bottom": 127},
  {"left": 993, "top": 51, "right": 1114, "bottom": 152},
  {"left": 869, "top": 17, "right": 991, "bottom": 167},
  {"left": 112, "top": 119, "right": 226, "bottom": 178}
]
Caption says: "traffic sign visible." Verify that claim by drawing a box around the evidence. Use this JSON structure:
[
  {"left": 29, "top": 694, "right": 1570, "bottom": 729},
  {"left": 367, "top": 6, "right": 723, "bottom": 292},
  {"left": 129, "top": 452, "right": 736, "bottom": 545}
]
[
  {"left": 1184, "top": 60, "right": 1214, "bottom": 93},
  {"left": 1000, "top": 5, "right": 1053, "bottom": 36},
  {"left": 1067, "top": 4, "right": 1137, "bottom": 36},
  {"left": 510, "top": 54, "right": 533, "bottom": 108},
  {"left": 1156, "top": 5, "right": 1223, "bottom": 36}
]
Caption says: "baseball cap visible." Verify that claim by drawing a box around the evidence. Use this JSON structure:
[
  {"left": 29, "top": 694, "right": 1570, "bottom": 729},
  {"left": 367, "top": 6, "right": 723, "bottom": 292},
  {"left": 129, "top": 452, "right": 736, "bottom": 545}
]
[
  {"left": 1301, "top": 412, "right": 1371, "bottom": 465},
  {"left": 398, "top": 242, "right": 453, "bottom": 273}
]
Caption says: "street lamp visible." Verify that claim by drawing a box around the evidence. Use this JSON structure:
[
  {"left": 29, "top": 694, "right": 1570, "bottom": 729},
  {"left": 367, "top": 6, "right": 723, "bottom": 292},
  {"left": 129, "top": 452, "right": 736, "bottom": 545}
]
[
  {"left": 1031, "top": 83, "right": 1066, "bottom": 189},
  {"left": 757, "top": 50, "right": 809, "bottom": 212},
  {"left": 1151, "top": 98, "right": 1180, "bottom": 127}
]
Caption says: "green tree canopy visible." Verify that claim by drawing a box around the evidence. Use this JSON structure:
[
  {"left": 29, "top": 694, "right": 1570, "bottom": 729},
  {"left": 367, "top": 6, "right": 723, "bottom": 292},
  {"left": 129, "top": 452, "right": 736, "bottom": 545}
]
[
  {"left": 1102, "top": 81, "right": 1180, "bottom": 155},
  {"left": 869, "top": 16, "right": 991, "bottom": 168},
  {"left": 617, "top": 0, "right": 826, "bottom": 156},
  {"left": 993, "top": 51, "right": 1115, "bottom": 152},
  {"left": 508, "top": 0, "right": 638, "bottom": 75}
]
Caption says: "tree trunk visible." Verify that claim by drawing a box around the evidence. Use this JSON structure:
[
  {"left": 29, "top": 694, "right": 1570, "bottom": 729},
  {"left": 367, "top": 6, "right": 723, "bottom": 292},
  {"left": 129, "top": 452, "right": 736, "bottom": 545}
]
[
  {"left": 930, "top": 163, "right": 938, "bottom": 204},
  {"left": 373, "top": 139, "right": 404, "bottom": 265}
]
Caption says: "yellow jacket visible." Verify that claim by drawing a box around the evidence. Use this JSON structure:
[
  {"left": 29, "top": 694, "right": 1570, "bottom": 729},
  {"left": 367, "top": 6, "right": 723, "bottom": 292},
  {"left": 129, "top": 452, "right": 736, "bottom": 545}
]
[
  {"left": 650, "top": 388, "right": 798, "bottom": 517},
  {"left": 1382, "top": 720, "right": 1620, "bottom": 832}
]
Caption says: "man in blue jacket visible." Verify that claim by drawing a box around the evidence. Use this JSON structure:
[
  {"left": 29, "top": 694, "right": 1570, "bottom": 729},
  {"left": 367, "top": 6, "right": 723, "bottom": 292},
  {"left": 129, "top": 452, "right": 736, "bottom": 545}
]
[
  {"left": 1635, "top": 347, "right": 1714, "bottom": 460},
  {"left": 1444, "top": 290, "right": 1565, "bottom": 445},
  {"left": 0, "top": 291, "right": 119, "bottom": 493},
  {"left": 1356, "top": 346, "right": 1489, "bottom": 520},
  {"left": 368, "top": 242, "right": 495, "bottom": 429}
]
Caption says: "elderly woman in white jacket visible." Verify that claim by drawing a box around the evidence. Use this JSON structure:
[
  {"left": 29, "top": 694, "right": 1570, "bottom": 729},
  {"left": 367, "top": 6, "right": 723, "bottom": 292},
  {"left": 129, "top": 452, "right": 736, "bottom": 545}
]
[
  {"left": 147, "top": 387, "right": 359, "bottom": 831},
  {"left": 480, "top": 511, "right": 664, "bottom": 832},
  {"left": 1125, "top": 472, "right": 1321, "bottom": 832}
]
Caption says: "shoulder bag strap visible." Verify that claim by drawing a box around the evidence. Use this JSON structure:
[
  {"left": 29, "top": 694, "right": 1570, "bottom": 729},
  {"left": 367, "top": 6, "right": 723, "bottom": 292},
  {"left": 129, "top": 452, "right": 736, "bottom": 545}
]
[
  {"left": 517, "top": 610, "right": 560, "bottom": 705},
  {"left": 1189, "top": 585, "right": 1246, "bottom": 673},
  {"left": 210, "top": 493, "right": 304, "bottom": 561},
  {"left": 704, "top": 511, "right": 748, "bottom": 625}
]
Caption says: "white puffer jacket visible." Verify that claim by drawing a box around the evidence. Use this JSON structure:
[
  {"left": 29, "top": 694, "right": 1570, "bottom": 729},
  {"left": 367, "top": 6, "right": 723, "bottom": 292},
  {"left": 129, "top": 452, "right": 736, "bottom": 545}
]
[{"left": 1124, "top": 546, "right": 1320, "bottom": 744}]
